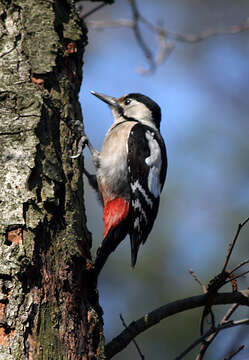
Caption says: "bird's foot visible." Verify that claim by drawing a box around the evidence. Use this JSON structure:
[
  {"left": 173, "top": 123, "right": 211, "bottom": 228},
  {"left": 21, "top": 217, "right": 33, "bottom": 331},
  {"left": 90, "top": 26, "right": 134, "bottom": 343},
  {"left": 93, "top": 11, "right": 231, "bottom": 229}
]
[{"left": 71, "top": 120, "right": 89, "bottom": 159}]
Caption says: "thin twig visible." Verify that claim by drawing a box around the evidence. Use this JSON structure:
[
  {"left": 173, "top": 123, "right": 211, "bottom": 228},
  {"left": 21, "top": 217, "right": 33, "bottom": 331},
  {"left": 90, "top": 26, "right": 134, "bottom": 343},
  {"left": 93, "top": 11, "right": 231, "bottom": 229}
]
[
  {"left": 120, "top": 314, "right": 145, "bottom": 359},
  {"left": 155, "top": 31, "right": 174, "bottom": 65},
  {"left": 222, "top": 216, "right": 249, "bottom": 273},
  {"left": 87, "top": 16, "right": 249, "bottom": 43},
  {"left": 199, "top": 217, "right": 249, "bottom": 335},
  {"left": 223, "top": 269, "right": 249, "bottom": 286},
  {"left": 195, "top": 303, "right": 239, "bottom": 360},
  {"left": 230, "top": 258, "right": 249, "bottom": 274},
  {"left": 128, "top": 0, "right": 155, "bottom": 74},
  {"left": 168, "top": 19, "right": 249, "bottom": 43},
  {"left": 82, "top": 3, "right": 107, "bottom": 19},
  {"left": 189, "top": 269, "right": 207, "bottom": 293},
  {"left": 223, "top": 344, "right": 245, "bottom": 360},
  {"left": 174, "top": 318, "right": 249, "bottom": 360},
  {"left": 87, "top": 19, "right": 134, "bottom": 29}
]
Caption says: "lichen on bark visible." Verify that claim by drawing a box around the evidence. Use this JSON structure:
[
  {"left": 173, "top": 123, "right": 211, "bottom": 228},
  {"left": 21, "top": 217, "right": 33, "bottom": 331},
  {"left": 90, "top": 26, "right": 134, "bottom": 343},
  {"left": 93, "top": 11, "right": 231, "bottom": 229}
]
[{"left": 0, "top": 0, "right": 104, "bottom": 358}]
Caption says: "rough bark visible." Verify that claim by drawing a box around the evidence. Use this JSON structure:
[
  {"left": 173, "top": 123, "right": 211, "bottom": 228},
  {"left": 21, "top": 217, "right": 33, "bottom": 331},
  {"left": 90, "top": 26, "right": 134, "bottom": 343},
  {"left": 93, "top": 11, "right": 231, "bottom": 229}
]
[{"left": 0, "top": 0, "right": 103, "bottom": 359}]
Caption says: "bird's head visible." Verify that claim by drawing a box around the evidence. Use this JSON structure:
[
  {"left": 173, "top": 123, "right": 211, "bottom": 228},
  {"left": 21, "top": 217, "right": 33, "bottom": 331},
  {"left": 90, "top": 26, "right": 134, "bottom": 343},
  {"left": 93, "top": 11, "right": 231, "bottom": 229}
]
[{"left": 91, "top": 91, "right": 161, "bottom": 130}]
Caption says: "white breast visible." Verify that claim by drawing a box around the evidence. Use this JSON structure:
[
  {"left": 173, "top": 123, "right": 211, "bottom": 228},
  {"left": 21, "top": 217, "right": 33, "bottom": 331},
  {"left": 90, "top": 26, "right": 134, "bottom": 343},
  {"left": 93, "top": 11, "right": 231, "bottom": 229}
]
[{"left": 97, "top": 121, "right": 137, "bottom": 201}]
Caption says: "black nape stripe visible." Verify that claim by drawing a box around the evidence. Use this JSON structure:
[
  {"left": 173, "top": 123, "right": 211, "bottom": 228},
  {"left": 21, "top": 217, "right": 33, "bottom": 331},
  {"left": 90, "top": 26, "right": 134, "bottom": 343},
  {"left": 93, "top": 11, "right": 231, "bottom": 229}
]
[{"left": 110, "top": 118, "right": 139, "bottom": 132}]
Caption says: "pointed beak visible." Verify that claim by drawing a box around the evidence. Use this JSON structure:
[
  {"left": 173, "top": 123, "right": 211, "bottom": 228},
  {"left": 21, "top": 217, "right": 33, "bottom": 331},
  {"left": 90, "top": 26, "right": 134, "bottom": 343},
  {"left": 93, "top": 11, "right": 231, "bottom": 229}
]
[{"left": 91, "top": 91, "right": 119, "bottom": 108}]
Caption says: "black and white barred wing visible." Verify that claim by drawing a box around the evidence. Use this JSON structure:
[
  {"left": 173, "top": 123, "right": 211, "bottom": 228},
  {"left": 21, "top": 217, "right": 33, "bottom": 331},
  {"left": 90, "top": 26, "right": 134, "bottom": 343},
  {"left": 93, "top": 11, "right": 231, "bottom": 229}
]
[{"left": 127, "top": 123, "right": 167, "bottom": 266}]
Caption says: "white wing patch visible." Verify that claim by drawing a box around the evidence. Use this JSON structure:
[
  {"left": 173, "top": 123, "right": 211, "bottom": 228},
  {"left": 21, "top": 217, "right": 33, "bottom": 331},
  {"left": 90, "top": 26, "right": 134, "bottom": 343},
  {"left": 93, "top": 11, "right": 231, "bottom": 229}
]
[
  {"left": 145, "top": 131, "right": 162, "bottom": 198},
  {"left": 132, "top": 199, "right": 148, "bottom": 223},
  {"left": 134, "top": 217, "right": 140, "bottom": 230},
  {"left": 131, "top": 180, "right": 153, "bottom": 208}
]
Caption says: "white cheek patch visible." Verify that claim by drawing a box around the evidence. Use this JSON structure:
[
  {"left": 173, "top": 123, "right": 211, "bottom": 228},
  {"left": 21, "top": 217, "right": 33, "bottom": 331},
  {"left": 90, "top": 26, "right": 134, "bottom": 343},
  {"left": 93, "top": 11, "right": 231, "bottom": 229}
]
[
  {"left": 124, "top": 101, "right": 157, "bottom": 129},
  {"left": 145, "top": 131, "right": 162, "bottom": 198}
]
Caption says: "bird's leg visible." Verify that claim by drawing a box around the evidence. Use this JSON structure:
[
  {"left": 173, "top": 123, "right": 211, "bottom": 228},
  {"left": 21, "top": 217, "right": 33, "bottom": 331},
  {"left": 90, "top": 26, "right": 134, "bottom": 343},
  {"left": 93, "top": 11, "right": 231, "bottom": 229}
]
[
  {"left": 71, "top": 133, "right": 99, "bottom": 165},
  {"left": 71, "top": 134, "right": 88, "bottom": 159},
  {"left": 71, "top": 120, "right": 100, "bottom": 168},
  {"left": 84, "top": 137, "right": 100, "bottom": 169},
  {"left": 71, "top": 120, "right": 87, "bottom": 159},
  {"left": 71, "top": 121, "right": 101, "bottom": 198}
]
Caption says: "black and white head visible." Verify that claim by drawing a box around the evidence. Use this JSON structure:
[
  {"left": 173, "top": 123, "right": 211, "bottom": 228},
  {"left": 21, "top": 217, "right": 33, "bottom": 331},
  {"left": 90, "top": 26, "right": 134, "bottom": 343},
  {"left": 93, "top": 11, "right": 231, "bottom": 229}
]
[{"left": 91, "top": 91, "right": 162, "bottom": 130}]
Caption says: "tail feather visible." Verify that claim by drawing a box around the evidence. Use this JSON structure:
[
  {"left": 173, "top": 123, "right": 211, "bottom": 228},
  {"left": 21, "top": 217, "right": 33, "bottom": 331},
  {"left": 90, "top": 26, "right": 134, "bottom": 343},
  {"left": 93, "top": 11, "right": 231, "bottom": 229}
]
[
  {"left": 94, "top": 219, "right": 128, "bottom": 275},
  {"left": 130, "top": 234, "right": 140, "bottom": 268}
]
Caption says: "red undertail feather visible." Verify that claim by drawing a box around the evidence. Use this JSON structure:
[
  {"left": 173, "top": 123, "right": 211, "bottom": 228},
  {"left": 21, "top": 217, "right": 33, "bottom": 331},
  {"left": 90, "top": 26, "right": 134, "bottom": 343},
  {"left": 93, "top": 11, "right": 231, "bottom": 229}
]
[{"left": 103, "top": 198, "right": 129, "bottom": 238}]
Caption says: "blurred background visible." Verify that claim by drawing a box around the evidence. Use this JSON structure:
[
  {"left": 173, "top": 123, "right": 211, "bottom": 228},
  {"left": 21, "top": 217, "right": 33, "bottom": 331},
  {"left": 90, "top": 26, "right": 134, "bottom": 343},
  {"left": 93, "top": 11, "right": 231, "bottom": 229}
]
[{"left": 79, "top": 1, "right": 249, "bottom": 359}]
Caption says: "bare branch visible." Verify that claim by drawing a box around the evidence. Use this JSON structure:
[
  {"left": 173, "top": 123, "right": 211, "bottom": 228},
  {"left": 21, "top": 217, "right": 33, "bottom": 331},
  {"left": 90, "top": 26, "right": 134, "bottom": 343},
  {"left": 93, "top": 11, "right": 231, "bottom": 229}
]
[
  {"left": 199, "top": 217, "right": 249, "bottom": 335},
  {"left": 222, "top": 216, "right": 249, "bottom": 273},
  {"left": 174, "top": 317, "right": 249, "bottom": 360},
  {"left": 224, "top": 269, "right": 249, "bottom": 286},
  {"left": 230, "top": 258, "right": 249, "bottom": 275},
  {"left": 105, "top": 292, "right": 249, "bottom": 359},
  {"left": 87, "top": 19, "right": 135, "bottom": 29},
  {"left": 155, "top": 31, "right": 174, "bottom": 65},
  {"left": 223, "top": 345, "right": 245, "bottom": 360},
  {"left": 196, "top": 303, "right": 239, "bottom": 360},
  {"left": 82, "top": 3, "right": 107, "bottom": 20},
  {"left": 87, "top": 15, "right": 249, "bottom": 43},
  {"left": 155, "top": 18, "right": 249, "bottom": 44},
  {"left": 120, "top": 314, "right": 145, "bottom": 360},
  {"left": 189, "top": 269, "right": 207, "bottom": 293},
  {"left": 128, "top": 0, "right": 155, "bottom": 74}
]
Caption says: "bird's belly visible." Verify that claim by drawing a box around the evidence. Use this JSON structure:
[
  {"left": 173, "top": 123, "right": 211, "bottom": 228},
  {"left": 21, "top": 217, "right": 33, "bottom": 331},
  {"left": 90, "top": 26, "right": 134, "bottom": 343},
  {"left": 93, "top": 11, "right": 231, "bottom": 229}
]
[
  {"left": 97, "top": 145, "right": 128, "bottom": 202},
  {"left": 97, "top": 122, "right": 136, "bottom": 203}
]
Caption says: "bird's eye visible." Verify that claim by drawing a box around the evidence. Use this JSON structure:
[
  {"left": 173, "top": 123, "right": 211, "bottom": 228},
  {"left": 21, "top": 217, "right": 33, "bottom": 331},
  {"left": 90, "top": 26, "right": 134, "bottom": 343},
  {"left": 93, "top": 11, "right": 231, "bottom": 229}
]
[{"left": 124, "top": 99, "right": 131, "bottom": 106}]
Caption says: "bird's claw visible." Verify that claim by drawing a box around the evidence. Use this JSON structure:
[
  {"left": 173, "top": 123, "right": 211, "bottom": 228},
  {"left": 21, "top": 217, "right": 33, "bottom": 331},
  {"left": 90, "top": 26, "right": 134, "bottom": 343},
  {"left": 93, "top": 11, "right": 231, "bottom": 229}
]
[{"left": 71, "top": 134, "right": 88, "bottom": 159}]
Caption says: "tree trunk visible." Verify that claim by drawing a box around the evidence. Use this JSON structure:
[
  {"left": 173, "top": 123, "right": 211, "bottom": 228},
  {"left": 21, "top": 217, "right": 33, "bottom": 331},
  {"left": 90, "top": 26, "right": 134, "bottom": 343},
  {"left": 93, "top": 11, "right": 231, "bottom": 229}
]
[{"left": 0, "top": 1, "right": 104, "bottom": 358}]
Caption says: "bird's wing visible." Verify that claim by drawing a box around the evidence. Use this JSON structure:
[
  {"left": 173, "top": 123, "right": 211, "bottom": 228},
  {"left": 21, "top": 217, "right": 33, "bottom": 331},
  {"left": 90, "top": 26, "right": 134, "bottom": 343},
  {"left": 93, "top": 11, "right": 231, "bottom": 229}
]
[{"left": 127, "top": 123, "right": 167, "bottom": 266}]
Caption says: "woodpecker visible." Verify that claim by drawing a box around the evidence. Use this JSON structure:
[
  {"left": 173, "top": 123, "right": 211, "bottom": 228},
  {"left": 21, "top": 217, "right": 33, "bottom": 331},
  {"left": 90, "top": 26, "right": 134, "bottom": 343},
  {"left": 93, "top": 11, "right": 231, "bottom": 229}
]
[{"left": 82, "top": 91, "right": 167, "bottom": 275}]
